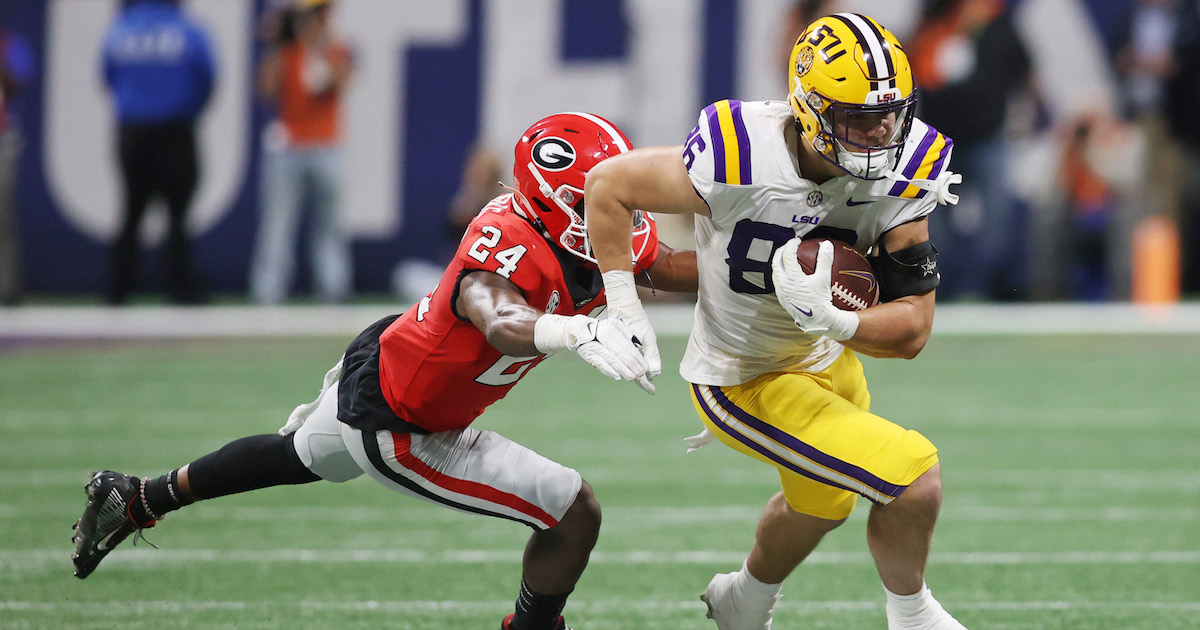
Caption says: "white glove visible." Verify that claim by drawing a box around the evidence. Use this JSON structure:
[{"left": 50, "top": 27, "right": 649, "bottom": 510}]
[
  {"left": 770, "top": 239, "right": 860, "bottom": 341},
  {"left": 602, "top": 270, "right": 661, "bottom": 384},
  {"left": 534, "top": 314, "right": 655, "bottom": 393}
]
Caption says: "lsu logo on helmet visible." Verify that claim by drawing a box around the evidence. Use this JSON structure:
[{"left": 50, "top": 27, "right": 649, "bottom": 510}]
[
  {"left": 787, "top": 13, "right": 917, "bottom": 180},
  {"left": 795, "top": 45, "right": 815, "bottom": 77}
]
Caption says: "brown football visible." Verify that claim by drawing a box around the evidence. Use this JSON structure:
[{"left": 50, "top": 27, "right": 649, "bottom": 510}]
[{"left": 794, "top": 239, "right": 880, "bottom": 311}]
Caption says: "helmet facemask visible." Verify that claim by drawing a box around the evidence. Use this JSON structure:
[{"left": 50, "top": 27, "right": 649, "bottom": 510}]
[
  {"left": 796, "top": 84, "right": 916, "bottom": 180},
  {"left": 523, "top": 160, "right": 589, "bottom": 256},
  {"left": 516, "top": 159, "right": 652, "bottom": 265}
]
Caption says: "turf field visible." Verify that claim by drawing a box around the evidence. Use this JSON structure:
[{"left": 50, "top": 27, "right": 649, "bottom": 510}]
[{"left": 2, "top": 327, "right": 1199, "bottom": 629}]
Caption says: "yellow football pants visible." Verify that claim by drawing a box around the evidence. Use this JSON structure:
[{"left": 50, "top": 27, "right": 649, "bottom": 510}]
[{"left": 690, "top": 348, "right": 939, "bottom": 520}]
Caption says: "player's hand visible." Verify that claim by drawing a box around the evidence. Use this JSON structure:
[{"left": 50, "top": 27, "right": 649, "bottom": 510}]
[
  {"left": 574, "top": 318, "right": 656, "bottom": 393},
  {"left": 602, "top": 270, "right": 661, "bottom": 388},
  {"left": 770, "top": 239, "right": 859, "bottom": 341},
  {"left": 534, "top": 314, "right": 654, "bottom": 393}
]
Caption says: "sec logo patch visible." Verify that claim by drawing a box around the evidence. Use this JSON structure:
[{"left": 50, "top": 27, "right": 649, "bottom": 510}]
[{"left": 806, "top": 191, "right": 823, "bottom": 207}]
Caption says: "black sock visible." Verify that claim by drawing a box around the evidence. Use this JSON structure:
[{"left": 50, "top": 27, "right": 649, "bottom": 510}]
[
  {"left": 142, "top": 469, "right": 194, "bottom": 519},
  {"left": 510, "top": 578, "right": 570, "bottom": 630},
  {"left": 186, "top": 433, "right": 320, "bottom": 500}
]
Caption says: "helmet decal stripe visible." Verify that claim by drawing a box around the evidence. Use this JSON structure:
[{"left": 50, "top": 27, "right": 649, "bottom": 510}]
[
  {"left": 853, "top": 14, "right": 898, "bottom": 90},
  {"left": 833, "top": 13, "right": 890, "bottom": 87},
  {"left": 704, "top": 100, "right": 753, "bottom": 185},
  {"left": 563, "top": 111, "right": 630, "bottom": 153}
]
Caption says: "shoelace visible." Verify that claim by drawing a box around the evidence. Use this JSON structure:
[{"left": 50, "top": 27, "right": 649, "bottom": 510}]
[{"left": 131, "top": 527, "right": 159, "bottom": 550}]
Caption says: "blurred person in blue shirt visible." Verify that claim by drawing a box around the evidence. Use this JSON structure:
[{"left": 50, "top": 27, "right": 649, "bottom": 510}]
[
  {"left": 0, "top": 19, "right": 34, "bottom": 306},
  {"left": 102, "top": 0, "right": 215, "bottom": 305}
]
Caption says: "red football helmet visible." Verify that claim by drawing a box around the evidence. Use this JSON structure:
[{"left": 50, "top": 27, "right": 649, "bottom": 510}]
[{"left": 510, "top": 112, "right": 653, "bottom": 264}]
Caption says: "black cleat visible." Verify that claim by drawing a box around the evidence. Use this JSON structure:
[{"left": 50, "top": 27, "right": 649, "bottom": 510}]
[
  {"left": 71, "top": 471, "right": 156, "bottom": 579},
  {"left": 500, "top": 614, "right": 572, "bottom": 630}
]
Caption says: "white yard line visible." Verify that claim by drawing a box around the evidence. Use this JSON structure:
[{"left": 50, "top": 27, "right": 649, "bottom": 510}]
[
  {"left": 4, "top": 303, "right": 1200, "bottom": 338},
  {"left": 8, "top": 503, "right": 1200, "bottom": 523},
  {"left": 3, "top": 549, "right": 1199, "bottom": 566},
  {"left": 2, "top": 599, "right": 1198, "bottom": 613}
]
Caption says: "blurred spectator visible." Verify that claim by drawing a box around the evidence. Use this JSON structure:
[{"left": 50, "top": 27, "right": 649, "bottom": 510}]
[
  {"left": 908, "top": 0, "right": 1033, "bottom": 301},
  {"left": 447, "top": 143, "right": 504, "bottom": 237},
  {"left": 249, "top": 0, "right": 354, "bottom": 305},
  {"left": 1058, "top": 115, "right": 1118, "bottom": 300},
  {"left": 0, "top": 20, "right": 34, "bottom": 306},
  {"left": 102, "top": 0, "right": 214, "bottom": 305},
  {"left": 1112, "top": 0, "right": 1200, "bottom": 293}
]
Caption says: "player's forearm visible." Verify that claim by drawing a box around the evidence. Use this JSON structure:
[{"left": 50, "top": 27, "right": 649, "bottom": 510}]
[
  {"left": 584, "top": 164, "right": 638, "bottom": 274},
  {"left": 641, "top": 248, "right": 699, "bottom": 293},
  {"left": 839, "top": 297, "right": 933, "bottom": 359},
  {"left": 481, "top": 303, "right": 541, "bottom": 356}
]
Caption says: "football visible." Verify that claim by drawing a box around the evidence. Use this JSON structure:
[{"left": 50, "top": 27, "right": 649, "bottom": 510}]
[{"left": 794, "top": 238, "right": 880, "bottom": 311}]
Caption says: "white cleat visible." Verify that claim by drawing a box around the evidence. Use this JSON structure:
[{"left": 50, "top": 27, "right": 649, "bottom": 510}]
[{"left": 700, "top": 571, "right": 781, "bottom": 630}]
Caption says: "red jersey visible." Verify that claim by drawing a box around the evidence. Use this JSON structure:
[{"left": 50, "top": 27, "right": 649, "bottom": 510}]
[{"left": 376, "top": 195, "right": 659, "bottom": 433}]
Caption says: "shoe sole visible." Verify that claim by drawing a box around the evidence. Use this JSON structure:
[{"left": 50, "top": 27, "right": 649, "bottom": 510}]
[{"left": 71, "top": 472, "right": 124, "bottom": 579}]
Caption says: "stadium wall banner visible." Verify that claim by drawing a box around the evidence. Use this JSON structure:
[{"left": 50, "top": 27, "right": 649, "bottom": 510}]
[{"left": 14, "top": 0, "right": 807, "bottom": 295}]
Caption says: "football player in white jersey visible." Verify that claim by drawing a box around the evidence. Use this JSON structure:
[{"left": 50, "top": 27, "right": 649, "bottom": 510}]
[{"left": 585, "top": 13, "right": 967, "bottom": 630}]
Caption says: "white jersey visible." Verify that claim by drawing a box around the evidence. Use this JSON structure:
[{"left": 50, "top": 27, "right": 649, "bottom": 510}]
[{"left": 679, "top": 99, "right": 953, "bottom": 386}]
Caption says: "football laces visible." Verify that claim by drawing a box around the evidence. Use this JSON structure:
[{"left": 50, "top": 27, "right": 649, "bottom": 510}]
[{"left": 831, "top": 282, "right": 868, "bottom": 311}]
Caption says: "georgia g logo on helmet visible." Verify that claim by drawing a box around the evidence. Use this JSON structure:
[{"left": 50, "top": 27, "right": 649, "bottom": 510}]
[{"left": 531, "top": 137, "right": 576, "bottom": 172}]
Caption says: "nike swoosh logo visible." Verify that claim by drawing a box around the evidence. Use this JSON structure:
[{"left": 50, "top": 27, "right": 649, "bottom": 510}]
[
  {"left": 790, "top": 304, "right": 813, "bottom": 317},
  {"left": 96, "top": 528, "right": 122, "bottom": 551},
  {"left": 845, "top": 198, "right": 873, "bottom": 207}
]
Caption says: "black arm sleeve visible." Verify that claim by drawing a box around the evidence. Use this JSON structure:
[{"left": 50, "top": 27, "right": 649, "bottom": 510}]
[{"left": 870, "top": 241, "right": 939, "bottom": 302}]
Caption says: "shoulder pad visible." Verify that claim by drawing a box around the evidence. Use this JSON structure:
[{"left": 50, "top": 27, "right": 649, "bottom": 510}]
[
  {"left": 692, "top": 99, "right": 755, "bottom": 186},
  {"left": 886, "top": 120, "right": 954, "bottom": 200}
]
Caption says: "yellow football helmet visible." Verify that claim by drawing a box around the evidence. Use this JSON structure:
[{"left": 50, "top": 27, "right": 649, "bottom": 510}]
[{"left": 788, "top": 13, "right": 916, "bottom": 180}]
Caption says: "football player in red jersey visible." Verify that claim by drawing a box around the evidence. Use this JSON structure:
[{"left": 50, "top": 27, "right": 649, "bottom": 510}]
[{"left": 71, "top": 112, "right": 697, "bottom": 630}]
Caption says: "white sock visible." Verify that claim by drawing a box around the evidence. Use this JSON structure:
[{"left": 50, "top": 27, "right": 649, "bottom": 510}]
[
  {"left": 884, "top": 583, "right": 933, "bottom": 617},
  {"left": 738, "top": 560, "right": 783, "bottom": 600},
  {"left": 884, "top": 583, "right": 964, "bottom": 630}
]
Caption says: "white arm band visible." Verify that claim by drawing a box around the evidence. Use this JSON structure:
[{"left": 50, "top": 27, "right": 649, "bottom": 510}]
[
  {"left": 534, "top": 314, "right": 588, "bottom": 354},
  {"left": 601, "top": 270, "right": 641, "bottom": 313}
]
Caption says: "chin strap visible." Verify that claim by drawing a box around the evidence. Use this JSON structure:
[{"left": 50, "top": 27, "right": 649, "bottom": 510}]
[{"left": 884, "top": 169, "right": 962, "bottom": 206}]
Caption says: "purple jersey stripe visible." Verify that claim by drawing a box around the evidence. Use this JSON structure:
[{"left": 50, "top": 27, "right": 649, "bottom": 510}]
[
  {"left": 729, "top": 100, "right": 753, "bottom": 185},
  {"left": 912, "top": 136, "right": 953, "bottom": 199},
  {"left": 693, "top": 385, "right": 861, "bottom": 496},
  {"left": 706, "top": 385, "right": 907, "bottom": 500},
  {"left": 888, "top": 126, "right": 940, "bottom": 197},
  {"left": 904, "top": 126, "right": 939, "bottom": 178},
  {"left": 703, "top": 103, "right": 728, "bottom": 183},
  {"left": 926, "top": 136, "right": 953, "bottom": 181}
]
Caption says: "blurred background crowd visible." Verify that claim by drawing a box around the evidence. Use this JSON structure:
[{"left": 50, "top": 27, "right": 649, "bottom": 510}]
[{"left": 1, "top": 0, "right": 1197, "bottom": 307}]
